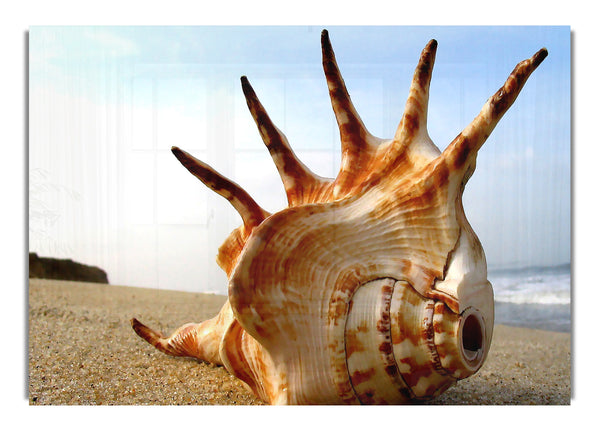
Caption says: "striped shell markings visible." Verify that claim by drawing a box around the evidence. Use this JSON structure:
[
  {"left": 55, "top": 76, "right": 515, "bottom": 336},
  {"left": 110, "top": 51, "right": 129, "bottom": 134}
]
[{"left": 131, "top": 30, "right": 548, "bottom": 404}]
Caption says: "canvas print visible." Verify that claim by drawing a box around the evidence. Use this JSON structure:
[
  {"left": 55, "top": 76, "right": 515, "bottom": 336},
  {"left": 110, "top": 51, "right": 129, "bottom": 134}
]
[{"left": 28, "top": 26, "right": 570, "bottom": 405}]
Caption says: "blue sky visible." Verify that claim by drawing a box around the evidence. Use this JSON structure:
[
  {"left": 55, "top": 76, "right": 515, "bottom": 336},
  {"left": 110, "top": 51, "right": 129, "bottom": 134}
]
[{"left": 29, "top": 26, "right": 570, "bottom": 293}]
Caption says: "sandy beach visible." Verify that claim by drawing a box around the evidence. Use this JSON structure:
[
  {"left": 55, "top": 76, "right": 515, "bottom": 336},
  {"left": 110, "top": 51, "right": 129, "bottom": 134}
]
[{"left": 28, "top": 278, "right": 571, "bottom": 405}]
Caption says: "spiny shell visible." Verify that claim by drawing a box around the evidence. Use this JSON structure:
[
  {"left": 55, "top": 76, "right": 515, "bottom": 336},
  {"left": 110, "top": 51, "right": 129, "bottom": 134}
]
[{"left": 132, "top": 30, "right": 547, "bottom": 405}]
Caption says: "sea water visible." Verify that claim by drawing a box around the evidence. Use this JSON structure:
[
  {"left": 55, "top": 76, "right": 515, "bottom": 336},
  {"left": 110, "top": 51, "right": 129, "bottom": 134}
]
[{"left": 488, "top": 263, "right": 571, "bottom": 333}]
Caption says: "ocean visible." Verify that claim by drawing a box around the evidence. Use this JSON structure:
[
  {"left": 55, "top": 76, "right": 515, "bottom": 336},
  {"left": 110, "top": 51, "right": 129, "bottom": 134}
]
[{"left": 488, "top": 263, "right": 571, "bottom": 333}]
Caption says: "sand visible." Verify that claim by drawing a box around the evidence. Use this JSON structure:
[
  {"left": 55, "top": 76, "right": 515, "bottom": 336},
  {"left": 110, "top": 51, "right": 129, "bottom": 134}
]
[{"left": 28, "top": 278, "right": 571, "bottom": 405}]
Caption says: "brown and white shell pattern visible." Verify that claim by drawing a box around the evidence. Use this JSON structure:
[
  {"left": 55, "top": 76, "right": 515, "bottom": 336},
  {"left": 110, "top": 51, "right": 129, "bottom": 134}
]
[{"left": 131, "top": 30, "right": 547, "bottom": 405}]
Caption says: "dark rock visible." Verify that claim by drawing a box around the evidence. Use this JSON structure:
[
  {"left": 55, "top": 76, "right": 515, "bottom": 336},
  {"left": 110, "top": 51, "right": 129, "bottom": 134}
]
[{"left": 29, "top": 253, "right": 109, "bottom": 284}]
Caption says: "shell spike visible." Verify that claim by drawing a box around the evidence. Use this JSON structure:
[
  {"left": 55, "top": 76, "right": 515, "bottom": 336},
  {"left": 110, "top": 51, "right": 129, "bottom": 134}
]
[
  {"left": 321, "top": 29, "right": 374, "bottom": 151},
  {"left": 240, "top": 76, "right": 330, "bottom": 206},
  {"left": 370, "top": 39, "right": 442, "bottom": 187},
  {"left": 436, "top": 47, "right": 548, "bottom": 179},
  {"left": 321, "top": 29, "right": 380, "bottom": 198},
  {"left": 171, "top": 146, "right": 269, "bottom": 230},
  {"left": 131, "top": 301, "right": 234, "bottom": 364},
  {"left": 130, "top": 318, "right": 198, "bottom": 358},
  {"left": 394, "top": 39, "right": 438, "bottom": 144}
]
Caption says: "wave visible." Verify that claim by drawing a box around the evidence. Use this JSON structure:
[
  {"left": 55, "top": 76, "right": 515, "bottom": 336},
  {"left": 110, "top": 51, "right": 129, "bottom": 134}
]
[{"left": 488, "top": 264, "right": 571, "bottom": 305}]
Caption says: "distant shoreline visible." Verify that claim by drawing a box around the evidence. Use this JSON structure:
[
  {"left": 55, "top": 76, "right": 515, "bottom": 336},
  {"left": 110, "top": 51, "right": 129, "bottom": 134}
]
[{"left": 487, "top": 262, "right": 570, "bottom": 275}]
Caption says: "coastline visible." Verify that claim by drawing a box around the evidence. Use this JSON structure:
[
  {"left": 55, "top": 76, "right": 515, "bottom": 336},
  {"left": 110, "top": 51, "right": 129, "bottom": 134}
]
[{"left": 28, "top": 279, "right": 571, "bottom": 405}]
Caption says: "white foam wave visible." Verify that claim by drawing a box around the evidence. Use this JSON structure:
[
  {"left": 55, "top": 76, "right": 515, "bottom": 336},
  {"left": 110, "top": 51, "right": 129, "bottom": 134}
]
[{"left": 489, "top": 268, "right": 571, "bottom": 305}]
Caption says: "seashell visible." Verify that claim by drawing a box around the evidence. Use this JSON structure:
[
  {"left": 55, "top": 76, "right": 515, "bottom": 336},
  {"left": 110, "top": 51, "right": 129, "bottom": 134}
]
[{"left": 131, "top": 30, "right": 547, "bottom": 405}]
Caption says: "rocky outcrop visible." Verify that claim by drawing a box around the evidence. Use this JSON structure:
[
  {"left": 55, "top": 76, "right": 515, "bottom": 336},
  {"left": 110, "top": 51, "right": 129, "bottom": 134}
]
[{"left": 29, "top": 253, "right": 109, "bottom": 284}]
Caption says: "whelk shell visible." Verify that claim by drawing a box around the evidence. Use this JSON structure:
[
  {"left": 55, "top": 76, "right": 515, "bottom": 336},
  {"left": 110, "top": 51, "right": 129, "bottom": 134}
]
[{"left": 131, "top": 30, "right": 547, "bottom": 405}]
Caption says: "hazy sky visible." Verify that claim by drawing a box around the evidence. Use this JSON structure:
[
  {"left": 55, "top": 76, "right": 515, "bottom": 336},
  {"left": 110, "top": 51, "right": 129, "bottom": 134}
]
[{"left": 29, "top": 26, "right": 570, "bottom": 294}]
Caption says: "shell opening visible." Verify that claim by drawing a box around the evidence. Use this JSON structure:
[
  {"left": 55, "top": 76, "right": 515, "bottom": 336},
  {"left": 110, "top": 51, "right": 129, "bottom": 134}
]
[
  {"left": 459, "top": 309, "right": 485, "bottom": 367},
  {"left": 461, "top": 312, "right": 483, "bottom": 361}
]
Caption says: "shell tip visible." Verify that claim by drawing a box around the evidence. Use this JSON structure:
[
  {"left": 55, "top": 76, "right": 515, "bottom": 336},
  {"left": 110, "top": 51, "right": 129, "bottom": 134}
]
[
  {"left": 130, "top": 317, "right": 145, "bottom": 334},
  {"left": 533, "top": 48, "right": 548, "bottom": 67}
]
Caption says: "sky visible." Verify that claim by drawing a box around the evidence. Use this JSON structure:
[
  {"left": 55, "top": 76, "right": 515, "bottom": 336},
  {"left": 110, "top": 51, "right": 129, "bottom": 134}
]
[{"left": 28, "top": 26, "right": 571, "bottom": 294}]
